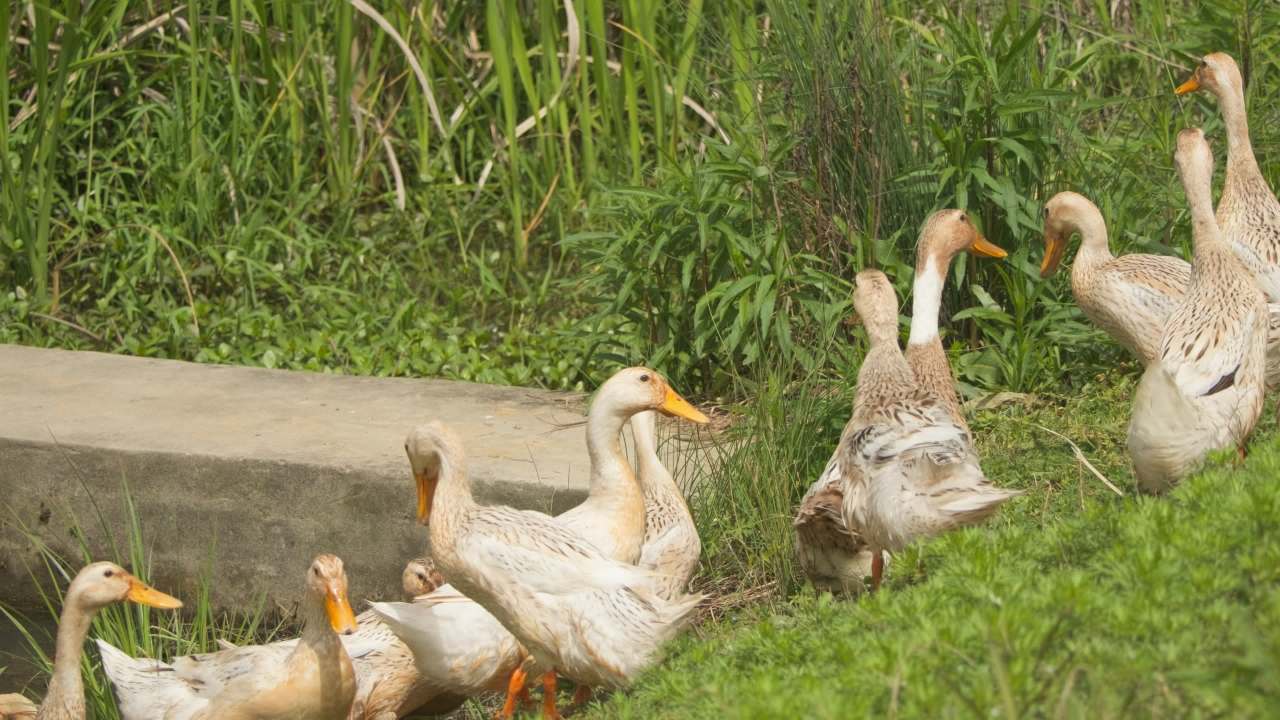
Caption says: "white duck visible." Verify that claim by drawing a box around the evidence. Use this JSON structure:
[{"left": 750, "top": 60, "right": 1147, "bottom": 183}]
[
  {"left": 99, "top": 554, "right": 358, "bottom": 720},
  {"left": 554, "top": 367, "right": 708, "bottom": 563},
  {"left": 0, "top": 563, "right": 181, "bottom": 720},
  {"left": 1127, "top": 128, "right": 1267, "bottom": 492},
  {"left": 412, "top": 417, "right": 703, "bottom": 719},
  {"left": 841, "top": 269, "right": 1019, "bottom": 589}
]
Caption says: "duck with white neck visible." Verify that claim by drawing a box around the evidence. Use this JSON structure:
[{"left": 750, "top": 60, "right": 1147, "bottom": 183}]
[
  {"left": 1177, "top": 52, "right": 1280, "bottom": 303},
  {"left": 1127, "top": 128, "right": 1267, "bottom": 492},
  {"left": 904, "top": 209, "right": 1009, "bottom": 428}
]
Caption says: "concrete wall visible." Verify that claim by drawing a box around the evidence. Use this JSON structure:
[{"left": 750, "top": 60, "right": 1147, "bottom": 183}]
[{"left": 0, "top": 345, "right": 590, "bottom": 611}]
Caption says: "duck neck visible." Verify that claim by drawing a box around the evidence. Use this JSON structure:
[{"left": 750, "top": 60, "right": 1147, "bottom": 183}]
[
  {"left": 1219, "top": 84, "right": 1260, "bottom": 180},
  {"left": 631, "top": 411, "right": 679, "bottom": 505},
  {"left": 43, "top": 598, "right": 93, "bottom": 714},
  {"left": 1186, "top": 178, "right": 1221, "bottom": 252},
  {"left": 586, "top": 400, "right": 642, "bottom": 503},
  {"left": 907, "top": 255, "right": 945, "bottom": 347},
  {"left": 299, "top": 590, "right": 339, "bottom": 648},
  {"left": 428, "top": 452, "right": 475, "bottom": 560},
  {"left": 1072, "top": 209, "right": 1112, "bottom": 262}
]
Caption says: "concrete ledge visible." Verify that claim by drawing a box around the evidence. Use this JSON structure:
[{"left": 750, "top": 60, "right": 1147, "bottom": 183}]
[{"left": 0, "top": 344, "right": 589, "bottom": 610}]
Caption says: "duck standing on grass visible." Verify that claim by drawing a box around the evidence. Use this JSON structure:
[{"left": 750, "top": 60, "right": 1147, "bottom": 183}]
[
  {"left": 841, "top": 269, "right": 1019, "bottom": 590},
  {"left": 409, "top": 414, "right": 704, "bottom": 720},
  {"left": 99, "top": 554, "right": 359, "bottom": 720},
  {"left": 795, "top": 210, "right": 1007, "bottom": 594},
  {"left": 0, "top": 562, "right": 181, "bottom": 720},
  {"left": 1127, "top": 128, "right": 1267, "bottom": 492}
]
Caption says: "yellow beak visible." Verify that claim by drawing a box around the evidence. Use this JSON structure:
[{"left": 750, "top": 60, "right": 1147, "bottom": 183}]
[
  {"left": 124, "top": 575, "right": 184, "bottom": 609},
  {"left": 1040, "top": 230, "right": 1067, "bottom": 278},
  {"left": 658, "top": 386, "right": 710, "bottom": 425},
  {"left": 415, "top": 470, "right": 436, "bottom": 526},
  {"left": 1175, "top": 75, "right": 1200, "bottom": 95},
  {"left": 324, "top": 585, "right": 358, "bottom": 635},
  {"left": 968, "top": 234, "right": 1008, "bottom": 259}
]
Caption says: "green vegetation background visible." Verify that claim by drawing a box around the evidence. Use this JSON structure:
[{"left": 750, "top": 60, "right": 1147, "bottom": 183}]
[{"left": 3, "top": 0, "right": 1280, "bottom": 717}]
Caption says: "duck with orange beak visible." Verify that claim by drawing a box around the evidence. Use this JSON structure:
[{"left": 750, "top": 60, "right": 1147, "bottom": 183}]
[
  {"left": 99, "top": 554, "right": 359, "bottom": 720},
  {"left": 0, "top": 562, "right": 181, "bottom": 720},
  {"left": 398, "top": 421, "right": 703, "bottom": 720}
]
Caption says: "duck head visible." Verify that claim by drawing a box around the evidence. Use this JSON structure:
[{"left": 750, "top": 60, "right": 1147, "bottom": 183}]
[
  {"left": 307, "top": 554, "right": 356, "bottom": 635},
  {"left": 67, "top": 561, "right": 183, "bottom": 612}
]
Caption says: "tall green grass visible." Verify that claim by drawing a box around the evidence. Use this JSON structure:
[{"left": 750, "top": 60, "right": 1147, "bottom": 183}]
[{"left": 2, "top": 0, "right": 1279, "bottom": 397}]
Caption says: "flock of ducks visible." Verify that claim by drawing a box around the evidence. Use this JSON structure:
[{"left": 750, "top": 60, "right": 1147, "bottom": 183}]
[{"left": 2, "top": 51, "right": 1278, "bottom": 720}]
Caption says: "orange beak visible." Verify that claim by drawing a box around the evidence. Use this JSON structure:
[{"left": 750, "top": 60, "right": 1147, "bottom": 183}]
[
  {"left": 1175, "top": 74, "right": 1201, "bottom": 95},
  {"left": 124, "top": 575, "right": 184, "bottom": 609},
  {"left": 324, "top": 583, "right": 357, "bottom": 635},
  {"left": 968, "top": 233, "right": 1008, "bottom": 259},
  {"left": 415, "top": 470, "right": 437, "bottom": 526},
  {"left": 1040, "top": 229, "right": 1067, "bottom": 278},
  {"left": 658, "top": 386, "right": 709, "bottom": 425}
]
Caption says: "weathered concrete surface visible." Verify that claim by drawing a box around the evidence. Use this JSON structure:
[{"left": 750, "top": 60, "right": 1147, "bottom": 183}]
[{"left": 0, "top": 344, "right": 590, "bottom": 612}]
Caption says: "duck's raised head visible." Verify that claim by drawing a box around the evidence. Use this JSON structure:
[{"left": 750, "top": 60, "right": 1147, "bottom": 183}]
[
  {"left": 593, "top": 367, "right": 709, "bottom": 425},
  {"left": 853, "top": 269, "right": 899, "bottom": 345},
  {"left": 1176, "top": 52, "right": 1243, "bottom": 99},
  {"left": 306, "top": 554, "right": 356, "bottom": 635},
  {"left": 67, "top": 561, "right": 183, "bottom": 612},
  {"left": 405, "top": 421, "right": 464, "bottom": 526},
  {"left": 1040, "top": 191, "right": 1104, "bottom": 278},
  {"left": 917, "top": 209, "right": 1007, "bottom": 269},
  {"left": 1174, "top": 127, "right": 1214, "bottom": 188},
  {"left": 401, "top": 557, "right": 444, "bottom": 598}
]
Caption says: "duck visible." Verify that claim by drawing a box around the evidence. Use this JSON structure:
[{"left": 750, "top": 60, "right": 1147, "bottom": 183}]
[
  {"left": 554, "top": 367, "right": 709, "bottom": 563},
  {"left": 794, "top": 212, "right": 1006, "bottom": 594},
  {"left": 98, "top": 554, "right": 359, "bottom": 720},
  {"left": 1042, "top": 191, "right": 1280, "bottom": 383},
  {"left": 841, "top": 269, "right": 1019, "bottom": 589},
  {"left": 1040, "top": 191, "right": 1192, "bottom": 366},
  {"left": 632, "top": 410, "right": 701, "bottom": 600},
  {"left": 905, "top": 209, "right": 1009, "bottom": 428},
  {"left": 0, "top": 563, "right": 181, "bottom": 720},
  {"left": 1127, "top": 128, "right": 1267, "bottom": 492},
  {"left": 1176, "top": 52, "right": 1280, "bottom": 303},
  {"left": 207, "top": 556, "right": 452, "bottom": 720},
  {"left": 411, "top": 416, "right": 703, "bottom": 719},
  {"left": 400, "top": 557, "right": 442, "bottom": 600}
]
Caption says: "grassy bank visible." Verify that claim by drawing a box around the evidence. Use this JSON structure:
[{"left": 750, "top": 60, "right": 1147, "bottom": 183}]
[{"left": 586, "top": 389, "right": 1280, "bottom": 718}]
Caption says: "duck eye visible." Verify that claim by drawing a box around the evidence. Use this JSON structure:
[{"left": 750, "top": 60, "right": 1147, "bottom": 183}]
[
  {"left": 639, "top": 374, "right": 650, "bottom": 383},
  {"left": 103, "top": 569, "right": 114, "bottom": 577}
]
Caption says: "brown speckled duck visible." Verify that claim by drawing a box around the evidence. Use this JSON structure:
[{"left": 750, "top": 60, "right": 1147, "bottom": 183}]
[
  {"left": 794, "top": 211, "right": 1005, "bottom": 594},
  {"left": 1177, "top": 52, "right": 1280, "bottom": 303},
  {"left": 841, "top": 269, "right": 1019, "bottom": 589},
  {"left": 1127, "top": 129, "right": 1267, "bottom": 492},
  {"left": 1043, "top": 190, "right": 1280, "bottom": 384}
]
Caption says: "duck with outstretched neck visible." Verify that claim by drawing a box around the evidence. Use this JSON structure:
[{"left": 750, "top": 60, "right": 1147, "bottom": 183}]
[
  {"left": 904, "top": 209, "right": 1008, "bottom": 428},
  {"left": 1127, "top": 128, "right": 1267, "bottom": 492},
  {"left": 1177, "top": 52, "right": 1280, "bottom": 303}
]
